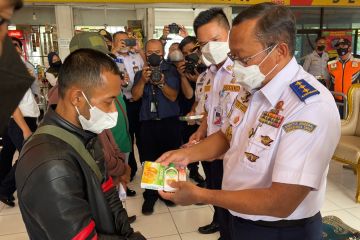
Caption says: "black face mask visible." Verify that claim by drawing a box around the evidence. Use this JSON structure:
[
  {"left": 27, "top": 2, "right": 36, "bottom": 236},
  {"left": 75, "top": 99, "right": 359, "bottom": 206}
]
[
  {"left": 337, "top": 47, "right": 349, "bottom": 57},
  {"left": 51, "top": 60, "right": 62, "bottom": 68},
  {"left": 147, "top": 53, "right": 162, "bottom": 67},
  {"left": 317, "top": 45, "right": 325, "bottom": 52},
  {"left": 185, "top": 52, "right": 199, "bottom": 63}
]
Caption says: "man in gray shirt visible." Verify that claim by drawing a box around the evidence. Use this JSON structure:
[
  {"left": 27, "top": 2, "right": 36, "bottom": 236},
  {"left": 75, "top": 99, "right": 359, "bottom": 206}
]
[{"left": 303, "top": 36, "right": 330, "bottom": 87}]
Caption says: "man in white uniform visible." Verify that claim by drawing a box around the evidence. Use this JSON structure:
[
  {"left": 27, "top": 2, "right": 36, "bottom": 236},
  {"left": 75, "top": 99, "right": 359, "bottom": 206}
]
[
  {"left": 157, "top": 3, "right": 340, "bottom": 240},
  {"left": 186, "top": 8, "right": 248, "bottom": 239}
]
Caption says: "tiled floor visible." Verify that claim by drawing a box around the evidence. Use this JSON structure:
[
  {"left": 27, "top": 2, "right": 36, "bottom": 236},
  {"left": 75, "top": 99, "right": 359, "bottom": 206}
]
[{"left": 1, "top": 161, "right": 360, "bottom": 239}]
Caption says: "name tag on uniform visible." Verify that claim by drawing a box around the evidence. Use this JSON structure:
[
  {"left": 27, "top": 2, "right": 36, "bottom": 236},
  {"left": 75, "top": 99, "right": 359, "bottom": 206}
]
[
  {"left": 204, "top": 85, "right": 211, "bottom": 93},
  {"left": 234, "top": 99, "right": 247, "bottom": 113},
  {"left": 223, "top": 84, "right": 240, "bottom": 93}
]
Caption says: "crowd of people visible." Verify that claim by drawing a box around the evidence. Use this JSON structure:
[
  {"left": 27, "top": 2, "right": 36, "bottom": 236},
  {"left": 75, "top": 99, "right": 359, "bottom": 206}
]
[{"left": 0, "top": 0, "right": 356, "bottom": 239}]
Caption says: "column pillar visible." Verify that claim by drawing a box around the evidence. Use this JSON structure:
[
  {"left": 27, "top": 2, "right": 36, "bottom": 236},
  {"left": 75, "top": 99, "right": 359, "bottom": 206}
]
[{"left": 55, "top": 5, "right": 74, "bottom": 60}]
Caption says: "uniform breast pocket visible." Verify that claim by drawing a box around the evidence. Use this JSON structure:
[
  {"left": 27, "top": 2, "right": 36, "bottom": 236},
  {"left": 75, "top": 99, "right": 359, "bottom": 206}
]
[{"left": 242, "top": 125, "right": 278, "bottom": 173}]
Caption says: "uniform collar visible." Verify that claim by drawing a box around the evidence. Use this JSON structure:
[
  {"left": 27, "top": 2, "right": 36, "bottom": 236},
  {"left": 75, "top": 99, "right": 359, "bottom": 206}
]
[
  {"left": 209, "top": 57, "right": 234, "bottom": 75},
  {"left": 260, "top": 57, "right": 299, "bottom": 107}
]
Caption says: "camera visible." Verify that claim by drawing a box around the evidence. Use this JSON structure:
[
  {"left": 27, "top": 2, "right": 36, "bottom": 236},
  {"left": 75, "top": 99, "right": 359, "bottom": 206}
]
[
  {"left": 168, "top": 23, "right": 180, "bottom": 34},
  {"left": 185, "top": 62, "right": 196, "bottom": 75},
  {"left": 184, "top": 53, "right": 200, "bottom": 75},
  {"left": 124, "top": 38, "right": 137, "bottom": 47},
  {"left": 150, "top": 66, "right": 162, "bottom": 84}
]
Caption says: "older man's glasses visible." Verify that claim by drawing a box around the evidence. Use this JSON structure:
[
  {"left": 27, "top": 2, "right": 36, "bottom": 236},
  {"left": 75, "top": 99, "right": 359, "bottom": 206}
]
[{"left": 227, "top": 45, "right": 274, "bottom": 66}]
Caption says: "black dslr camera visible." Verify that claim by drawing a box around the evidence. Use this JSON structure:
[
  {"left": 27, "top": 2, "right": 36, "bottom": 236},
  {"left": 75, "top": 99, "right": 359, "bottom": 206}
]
[
  {"left": 184, "top": 53, "right": 207, "bottom": 75},
  {"left": 168, "top": 23, "right": 180, "bottom": 34},
  {"left": 150, "top": 66, "right": 162, "bottom": 84}
]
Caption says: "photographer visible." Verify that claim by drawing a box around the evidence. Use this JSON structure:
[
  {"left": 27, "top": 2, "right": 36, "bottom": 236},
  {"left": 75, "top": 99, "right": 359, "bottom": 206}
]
[
  {"left": 132, "top": 39, "right": 181, "bottom": 215},
  {"left": 175, "top": 36, "right": 207, "bottom": 186},
  {"left": 112, "top": 31, "right": 144, "bottom": 188}
]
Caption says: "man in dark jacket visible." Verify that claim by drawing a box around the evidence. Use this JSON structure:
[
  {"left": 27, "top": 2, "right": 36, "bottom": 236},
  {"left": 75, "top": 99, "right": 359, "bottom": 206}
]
[{"left": 15, "top": 49, "right": 146, "bottom": 240}]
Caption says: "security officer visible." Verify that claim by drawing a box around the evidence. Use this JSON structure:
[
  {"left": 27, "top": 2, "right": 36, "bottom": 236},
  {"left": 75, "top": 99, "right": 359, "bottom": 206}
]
[
  {"left": 328, "top": 38, "right": 360, "bottom": 118},
  {"left": 303, "top": 36, "right": 329, "bottom": 87},
  {"left": 112, "top": 31, "right": 144, "bottom": 185},
  {"left": 187, "top": 8, "right": 246, "bottom": 239},
  {"left": 157, "top": 3, "right": 340, "bottom": 240}
]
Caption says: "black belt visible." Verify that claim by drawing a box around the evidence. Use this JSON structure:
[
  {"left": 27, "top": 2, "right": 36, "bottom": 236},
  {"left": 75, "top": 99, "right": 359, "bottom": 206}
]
[{"left": 235, "top": 212, "right": 321, "bottom": 228}]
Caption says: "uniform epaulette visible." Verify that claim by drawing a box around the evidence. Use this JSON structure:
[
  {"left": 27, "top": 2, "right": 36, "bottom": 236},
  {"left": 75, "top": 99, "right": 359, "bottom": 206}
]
[{"left": 290, "top": 79, "right": 320, "bottom": 102}]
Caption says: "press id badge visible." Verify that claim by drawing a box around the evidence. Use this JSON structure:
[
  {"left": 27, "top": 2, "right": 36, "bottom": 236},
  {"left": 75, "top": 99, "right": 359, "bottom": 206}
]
[
  {"left": 150, "top": 101, "right": 157, "bottom": 113},
  {"left": 133, "top": 65, "right": 139, "bottom": 73},
  {"left": 213, "top": 106, "right": 223, "bottom": 126}
]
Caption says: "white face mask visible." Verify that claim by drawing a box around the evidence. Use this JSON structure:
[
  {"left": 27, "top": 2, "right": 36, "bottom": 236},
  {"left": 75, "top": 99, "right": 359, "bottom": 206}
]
[
  {"left": 75, "top": 92, "right": 118, "bottom": 134},
  {"left": 201, "top": 41, "right": 230, "bottom": 65},
  {"left": 233, "top": 45, "right": 278, "bottom": 91}
]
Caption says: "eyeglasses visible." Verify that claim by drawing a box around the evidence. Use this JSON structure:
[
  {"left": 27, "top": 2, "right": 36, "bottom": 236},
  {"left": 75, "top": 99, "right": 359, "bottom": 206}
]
[
  {"left": 0, "top": 16, "right": 10, "bottom": 26},
  {"left": 227, "top": 45, "right": 275, "bottom": 66}
]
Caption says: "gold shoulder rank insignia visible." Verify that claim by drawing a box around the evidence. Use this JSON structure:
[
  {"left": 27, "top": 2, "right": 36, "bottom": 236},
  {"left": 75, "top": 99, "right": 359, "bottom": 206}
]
[
  {"left": 282, "top": 121, "right": 317, "bottom": 133},
  {"left": 260, "top": 136, "right": 273, "bottom": 147},
  {"left": 245, "top": 152, "right": 259, "bottom": 162}
]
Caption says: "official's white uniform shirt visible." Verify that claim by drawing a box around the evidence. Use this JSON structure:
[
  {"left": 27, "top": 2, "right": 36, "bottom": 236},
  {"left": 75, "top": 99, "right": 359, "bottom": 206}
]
[
  {"left": 221, "top": 57, "right": 341, "bottom": 221},
  {"left": 18, "top": 89, "right": 40, "bottom": 118},
  {"left": 303, "top": 51, "right": 329, "bottom": 80},
  {"left": 116, "top": 53, "right": 144, "bottom": 100},
  {"left": 194, "top": 71, "right": 209, "bottom": 116},
  {"left": 204, "top": 57, "right": 247, "bottom": 136}
]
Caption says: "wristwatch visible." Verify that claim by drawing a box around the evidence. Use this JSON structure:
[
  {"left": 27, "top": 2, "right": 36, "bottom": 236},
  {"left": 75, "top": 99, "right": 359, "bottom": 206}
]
[{"left": 158, "top": 83, "right": 165, "bottom": 89}]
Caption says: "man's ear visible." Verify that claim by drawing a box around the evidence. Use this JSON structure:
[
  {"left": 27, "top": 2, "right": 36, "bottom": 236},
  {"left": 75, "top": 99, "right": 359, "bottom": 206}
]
[
  {"left": 276, "top": 42, "right": 289, "bottom": 63},
  {"left": 68, "top": 87, "right": 84, "bottom": 107}
]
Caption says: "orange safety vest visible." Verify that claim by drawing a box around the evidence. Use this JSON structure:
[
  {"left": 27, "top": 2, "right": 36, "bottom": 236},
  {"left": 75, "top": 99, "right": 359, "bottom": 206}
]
[{"left": 328, "top": 56, "right": 360, "bottom": 100}]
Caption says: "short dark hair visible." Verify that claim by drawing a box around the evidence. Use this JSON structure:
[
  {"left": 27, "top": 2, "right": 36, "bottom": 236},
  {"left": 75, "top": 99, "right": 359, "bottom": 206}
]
[
  {"left": 11, "top": 37, "right": 22, "bottom": 49},
  {"left": 193, "top": 8, "right": 230, "bottom": 36},
  {"left": 112, "top": 31, "right": 127, "bottom": 40},
  {"left": 58, "top": 49, "right": 121, "bottom": 98},
  {"left": 9, "top": 0, "right": 23, "bottom": 10},
  {"left": 315, "top": 36, "right": 326, "bottom": 43},
  {"left": 233, "top": 3, "right": 296, "bottom": 56},
  {"left": 179, "top": 36, "right": 197, "bottom": 52}
]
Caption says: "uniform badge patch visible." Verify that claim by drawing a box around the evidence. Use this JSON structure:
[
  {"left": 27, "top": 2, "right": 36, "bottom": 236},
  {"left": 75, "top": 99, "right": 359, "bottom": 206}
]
[
  {"left": 234, "top": 99, "right": 247, "bottom": 113},
  {"left": 260, "top": 135, "right": 273, "bottom": 147},
  {"left": 204, "top": 85, "right": 211, "bottom": 93},
  {"left": 259, "top": 100, "right": 285, "bottom": 128},
  {"left": 225, "top": 126, "right": 232, "bottom": 142},
  {"left": 290, "top": 80, "right": 320, "bottom": 102},
  {"left": 226, "top": 65, "right": 233, "bottom": 71},
  {"left": 249, "top": 128, "right": 256, "bottom": 139},
  {"left": 241, "top": 91, "right": 251, "bottom": 103},
  {"left": 282, "top": 121, "right": 317, "bottom": 133},
  {"left": 245, "top": 152, "right": 259, "bottom": 162},
  {"left": 352, "top": 61, "right": 359, "bottom": 68}
]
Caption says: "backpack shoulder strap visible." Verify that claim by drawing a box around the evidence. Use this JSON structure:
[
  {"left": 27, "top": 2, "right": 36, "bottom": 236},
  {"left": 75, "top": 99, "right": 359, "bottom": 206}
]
[{"left": 33, "top": 125, "right": 103, "bottom": 181}]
